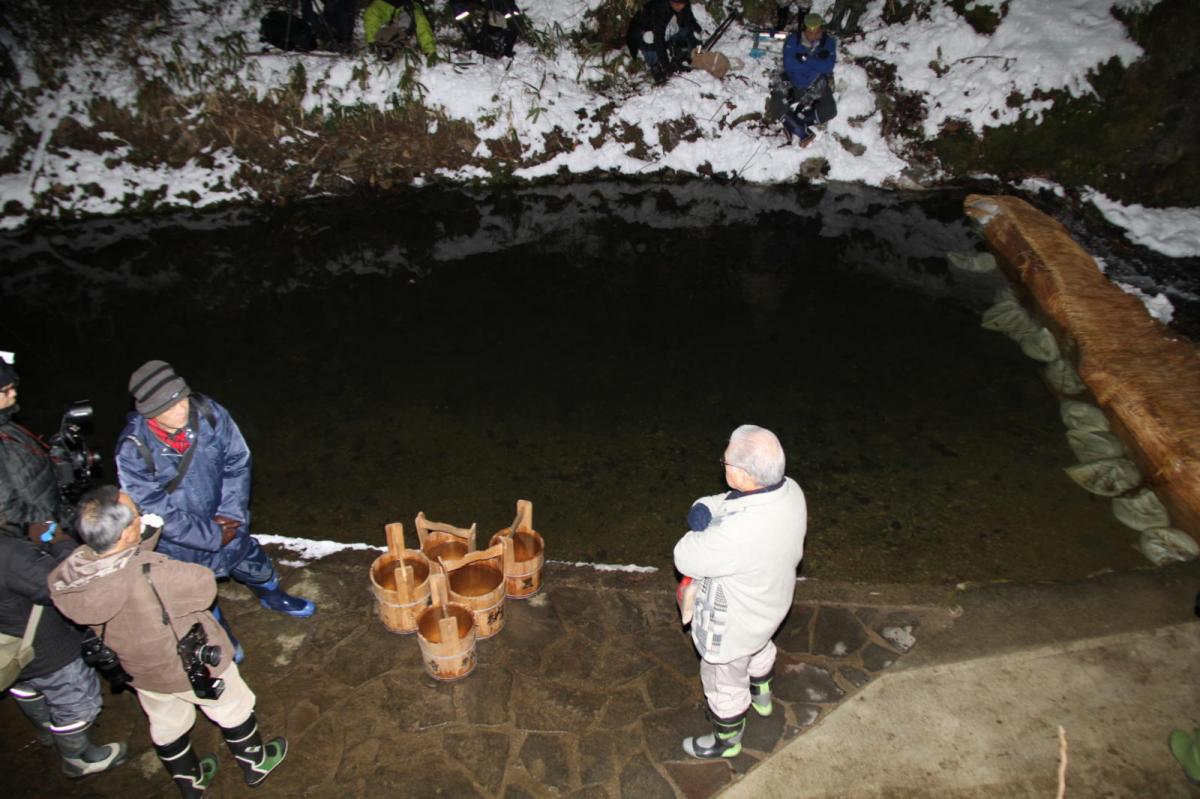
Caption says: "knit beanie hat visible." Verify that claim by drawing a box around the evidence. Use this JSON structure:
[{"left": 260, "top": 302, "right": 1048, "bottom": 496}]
[
  {"left": 129, "top": 360, "right": 191, "bottom": 418},
  {"left": 0, "top": 357, "right": 16, "bottom": 388}
]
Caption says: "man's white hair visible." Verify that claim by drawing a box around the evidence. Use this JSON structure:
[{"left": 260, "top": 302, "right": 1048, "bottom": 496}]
[{"left": 726, "top": 424, "right": 786, "bottom": 487}]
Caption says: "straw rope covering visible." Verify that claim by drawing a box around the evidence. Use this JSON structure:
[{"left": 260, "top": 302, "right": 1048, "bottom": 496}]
[{"left": 964, "top": 194, "right": 1200, "bottom": 538}]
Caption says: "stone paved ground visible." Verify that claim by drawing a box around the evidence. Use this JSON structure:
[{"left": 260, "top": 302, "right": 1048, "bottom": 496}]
[{"left": 0, "top": 550, "right": 949, "bottom": 798}]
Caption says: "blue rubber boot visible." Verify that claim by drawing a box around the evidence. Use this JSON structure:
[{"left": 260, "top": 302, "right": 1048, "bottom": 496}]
[
  {"left": 210, "top": 603, "right": 245, "bottom": 664},
  {"left": 250, "top": 579, "right": 316, "bottom": 618}
]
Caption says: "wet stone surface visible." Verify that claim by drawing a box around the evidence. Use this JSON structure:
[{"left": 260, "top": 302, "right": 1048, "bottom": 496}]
[{"left": 0, "top": 556, "right": 929, "bottom": 799}]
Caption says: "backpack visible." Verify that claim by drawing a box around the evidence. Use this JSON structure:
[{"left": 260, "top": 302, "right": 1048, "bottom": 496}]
[
  {"left": 260, "top": 9, "right": 318, "bottom": 52},
  {"left": 0, "top": 605, "right": 43, "bottom": 690}
]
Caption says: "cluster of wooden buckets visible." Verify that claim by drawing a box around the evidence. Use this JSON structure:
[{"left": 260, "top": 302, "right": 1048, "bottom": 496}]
[{"left": 367, "top": 499, "right": 545, "bottom": 681}]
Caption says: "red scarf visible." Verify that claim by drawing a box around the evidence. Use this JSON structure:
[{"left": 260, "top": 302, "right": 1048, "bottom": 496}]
[{"left": 148, "top": 418, "right": 191, "bottom": 454}]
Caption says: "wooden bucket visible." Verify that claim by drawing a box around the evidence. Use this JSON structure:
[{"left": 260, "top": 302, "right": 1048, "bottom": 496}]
[
  {"left": 490, "top": 499, "right": 545, "bottom": 599},
  {"left": 416, "top": 572, "right": 476, "bottom": 682},
  {"left": 441, "top": 543, "right": 507, "bottom": 639},
  {"left": 368, "top": 523, "right": 432, "bottom": 634},
  {"left": 416, "top": 511, "right": 477, "bottom": 567}
]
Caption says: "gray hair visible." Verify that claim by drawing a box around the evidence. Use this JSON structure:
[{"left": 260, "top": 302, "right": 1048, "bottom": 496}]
[
  {"left": 726, "top": 424, "right": 786, "bottom": 487},
  {"left": 77, "top": 485, "right": 134, "bottom": 553}
]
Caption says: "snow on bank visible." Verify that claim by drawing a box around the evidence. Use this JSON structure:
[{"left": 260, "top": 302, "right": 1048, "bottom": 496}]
[
  {"left": 1, "top": 0, "right": 1181, "bottom": 256},
  {"left": 256, "top": 532, "right": 659, "bottom": 571},
  {"left": 860, "top": 0, "right": 1149, "bottom": 137},
  {"left": 1086, "top": 189, "right": 1200, "bottom": 258}
]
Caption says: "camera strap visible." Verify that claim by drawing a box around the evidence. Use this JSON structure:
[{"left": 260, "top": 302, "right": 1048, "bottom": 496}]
[{"left": 142, "top": 563, "right": 182, "bottom": 645}]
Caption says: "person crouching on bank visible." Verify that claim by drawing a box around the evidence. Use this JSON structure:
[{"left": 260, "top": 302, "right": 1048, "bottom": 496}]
[
  {"left": 673, "top": 425, "right": 808, "bottom": 758},
  {"left": 49, "top": 486, "right": 287, "bottom": 798}
]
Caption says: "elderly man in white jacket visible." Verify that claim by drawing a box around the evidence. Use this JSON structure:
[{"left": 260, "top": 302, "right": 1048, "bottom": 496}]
[{"left": 673, "top": 424, "right": 808, "bottom": 759}]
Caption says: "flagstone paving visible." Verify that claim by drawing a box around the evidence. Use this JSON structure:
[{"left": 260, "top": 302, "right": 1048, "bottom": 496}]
[{"left": 0, "top": 550, "right": 945, "bottom": 798}]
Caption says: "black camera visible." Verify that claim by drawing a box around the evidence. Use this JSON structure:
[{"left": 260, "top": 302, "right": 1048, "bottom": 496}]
[
  {"left": 81, "top": 631, "right": 132, "bottom": 693},
  {"left": 48, "top": 401, "right": 101, "bottom": 506},
  {"left": 178, "top": 623, "right": 224, "bottom": 700}
]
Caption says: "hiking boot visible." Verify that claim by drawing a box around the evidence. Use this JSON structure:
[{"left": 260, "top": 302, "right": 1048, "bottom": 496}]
[
  {"left": 54, "top": 727, "right": 128, "bottom": 778},
  {"left": 222, "top": 713, "right": 288, "bottom": 786},
  {"left": 682, "top": 710, "right": 746, "bottom": 759},
  {"left": 250, "top": 579, "right": 316, "bottom": 618},
  {"left": 155, "top": 733, "right": 218, "bottom": 798},
  {"left": 750, "top": 672, "right": 773, "bottom": 717},
  {"left": 1169, "top": 728, "right": 1200, "bottom": 786},
  {"left": 797, "top": 132, "right": 816, "bottom": 147}
]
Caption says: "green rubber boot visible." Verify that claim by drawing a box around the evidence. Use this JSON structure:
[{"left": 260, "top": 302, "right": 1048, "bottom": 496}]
[
  {"left": 1169, "top": 728, "right": 1200, "bottom": 786},
  {"left": 222, "top": 713, "right": 288, "bottom": 786},
  {"left": 749, "top": 672, "right": 773, "bottom": 717},
  {"left": 155, "top": 734, "right": 218, "bottom": 798},
  {"left": 682, "top": 710, "right": 746, "bottom": 759}
]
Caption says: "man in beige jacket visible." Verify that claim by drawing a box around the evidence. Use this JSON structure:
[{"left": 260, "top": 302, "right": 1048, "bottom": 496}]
[{"left": 48, "top": 486, "right": 287, "bottom": 798}]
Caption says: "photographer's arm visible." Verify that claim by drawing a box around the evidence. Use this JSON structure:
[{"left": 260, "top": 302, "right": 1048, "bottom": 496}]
[{"left": 14, "top": 538, "right": 71, "bottom": 607}]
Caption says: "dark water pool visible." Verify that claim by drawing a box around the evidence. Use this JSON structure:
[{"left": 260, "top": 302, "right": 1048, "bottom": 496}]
[{"left": 3, "top": 181, "right": 1181, "bottom": 584}]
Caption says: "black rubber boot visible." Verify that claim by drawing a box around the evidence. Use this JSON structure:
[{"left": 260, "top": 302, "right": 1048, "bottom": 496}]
[
  {"left": 682, "top": 709, "right": 747, "bottom": 759},
  {"left": 12, "top": 689, "right": 53, "bottom": 747},
  {"left": 750, "top": 671, "right": 774, "bottom": 717},
  {"left": 221, "top": 713, "right": 288, "bottom": 786},
  {"left": 53, "top": 725, "right": 128, "bottom": 778},
  {"left": 155, "top": 734, "right": 218, "bottom": 798}
]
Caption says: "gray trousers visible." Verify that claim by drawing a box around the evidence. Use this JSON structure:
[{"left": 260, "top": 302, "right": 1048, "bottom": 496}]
[{"left": 10, "top": 657, "right": 103, "bottom": 733}]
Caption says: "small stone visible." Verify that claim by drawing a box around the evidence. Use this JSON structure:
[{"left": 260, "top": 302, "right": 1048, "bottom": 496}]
[{"left": 619, "top": 754, "right": 676, "bottom": 799}]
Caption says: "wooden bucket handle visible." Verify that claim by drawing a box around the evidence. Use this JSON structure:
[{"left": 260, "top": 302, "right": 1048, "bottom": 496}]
[
  {"left": 512, "top": 499, "right": 532, "bottom": 533},
  {"left": 428, "top": 571, "right": 450, "bottom": 608},
  {"left": 385, "top": 522, "right": 406, "bottom": 560},
  {"left": 443, "top": 542, "right": 504, "bottom": 572},
  {"left": 415, "top": 511, "right": 478, "bottom": 551},
  {"left": 500, "top": 534, "right": 514, "bottom": 572}
]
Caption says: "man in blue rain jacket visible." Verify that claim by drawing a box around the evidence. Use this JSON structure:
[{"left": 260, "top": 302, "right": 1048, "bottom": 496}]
[
  {"left": 115, "top": 361, "right": 316, "bottom": 659},
  {"left": 779, "top": 13, "right": 837, "bottom": 145}
]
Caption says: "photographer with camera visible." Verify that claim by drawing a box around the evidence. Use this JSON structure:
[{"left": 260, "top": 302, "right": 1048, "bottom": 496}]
[
  {"left": 1, "top": 520, "right": 128, "bottom": 777},
  {"left": 0, "top": 356, "right": 62, "bottom": 542},
  {"left": 1, "top": 355, "right": 101, "bottom": 544},
  {"left": 768, "top": 13, "right": 838, "bottom": 147},
  {"left": 626, "top": 0, "right": 702, "bottom": 83},
  {"left": 49, "top": 486, "right": 287, "bottom": 798}
]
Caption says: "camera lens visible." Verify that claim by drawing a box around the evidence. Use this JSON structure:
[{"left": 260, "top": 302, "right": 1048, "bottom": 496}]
[{"left": 199, "top": 644, "right": 222, "bottom": 667}]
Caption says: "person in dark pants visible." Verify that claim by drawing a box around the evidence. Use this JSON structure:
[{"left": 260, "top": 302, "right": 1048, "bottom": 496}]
[
  {"left": 2, "top": 530, "right": 128, "bottom": 777},
  {"left": 300, "top": 0, "right": 356, "bottom": 49},
  {"left": 626, "top": 0, "right": 702, "bottom": 82},
  {"left": 115, "top": 361, "right": 316, "bottom": 663},
  {"left": 778, "top": 13, "right": 837, "bottom": 146}
]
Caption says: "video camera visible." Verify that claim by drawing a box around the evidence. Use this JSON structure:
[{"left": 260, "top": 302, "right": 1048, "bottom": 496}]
[{"left": 47, "top": 401, "right": 101, "bottom": 506}]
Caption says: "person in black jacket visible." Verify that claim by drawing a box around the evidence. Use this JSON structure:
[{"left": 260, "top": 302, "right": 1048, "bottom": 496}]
[
  {"left": 0, "top": 359, "right": 61, "bottom": 542},
  {"left": 626, "top": 0, "right": 702, "bottom": 82},
  {"left": 1, "top": 531, "right": 127, "bottom": 777}
]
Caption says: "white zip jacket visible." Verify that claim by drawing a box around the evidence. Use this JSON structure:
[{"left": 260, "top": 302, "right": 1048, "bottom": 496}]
[{"left": 673, "top": 477, "right": 807, "bottom": 664}]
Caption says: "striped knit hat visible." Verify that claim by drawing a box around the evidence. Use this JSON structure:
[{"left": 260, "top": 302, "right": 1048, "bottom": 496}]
[{"left": 129, "top": 360, "right": 191, "bottom": 418}]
